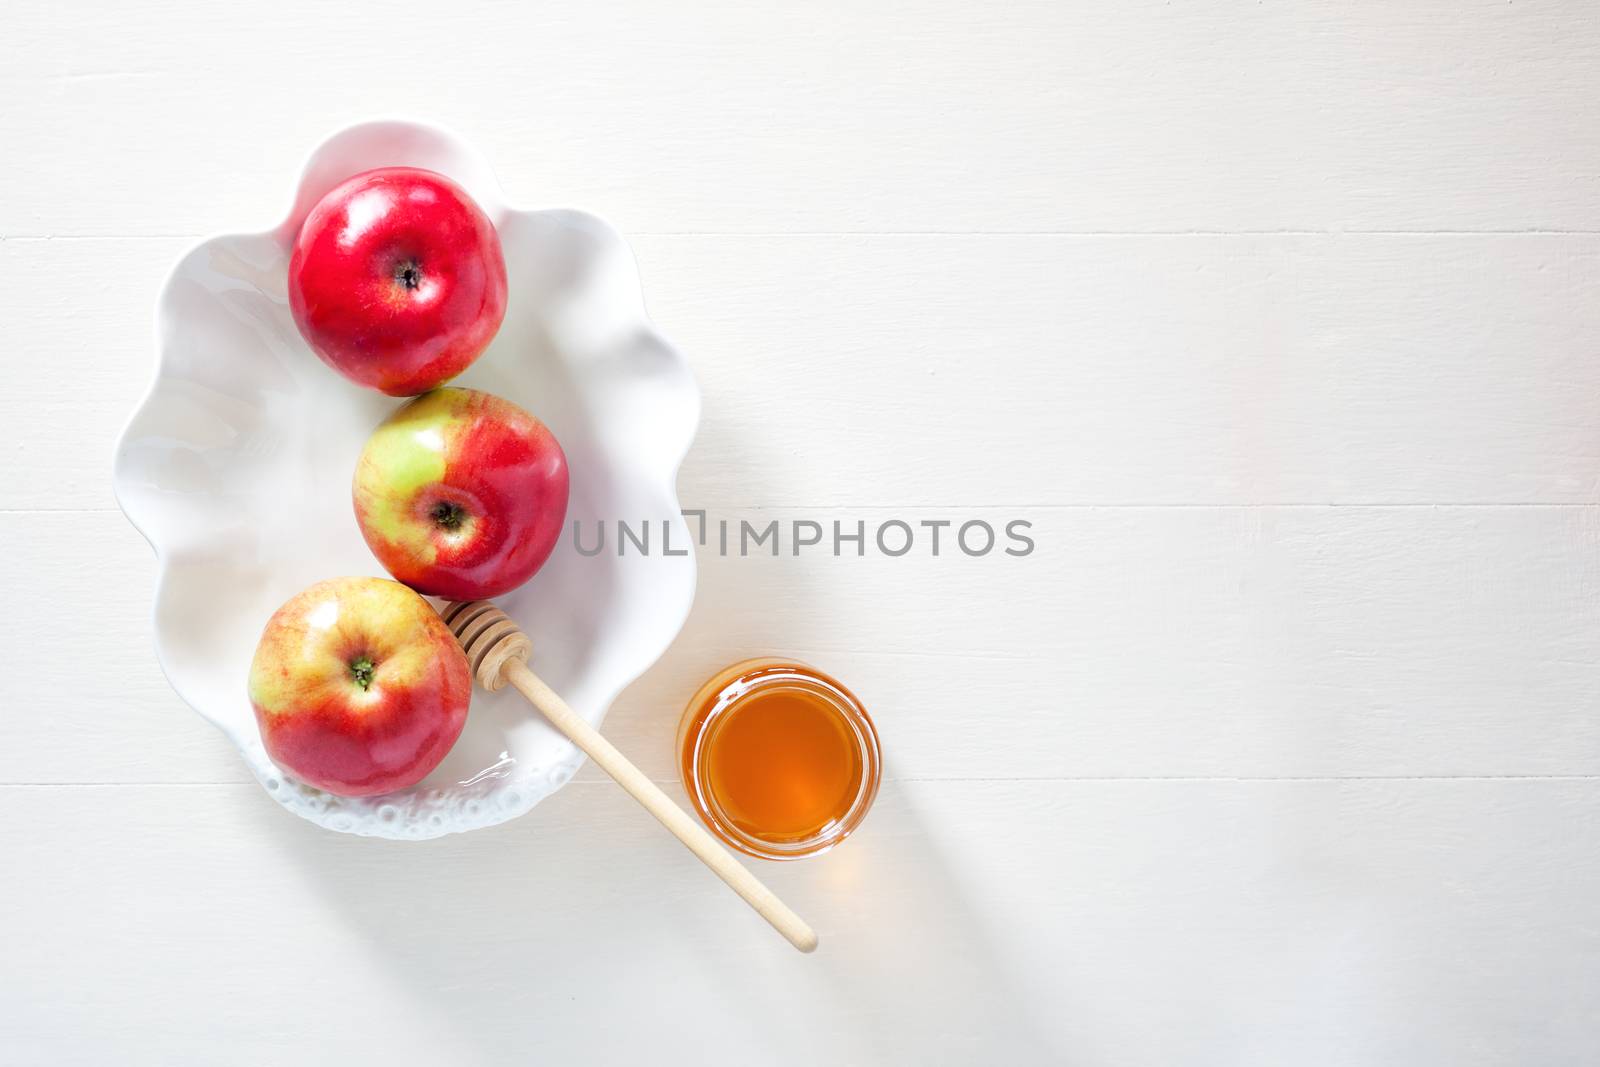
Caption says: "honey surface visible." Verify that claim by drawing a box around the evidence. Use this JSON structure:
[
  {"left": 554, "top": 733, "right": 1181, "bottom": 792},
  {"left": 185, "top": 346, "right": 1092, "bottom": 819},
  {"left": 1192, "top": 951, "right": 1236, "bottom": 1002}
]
[{"left": 702, "top": 683, "right": 864, "bottom": 842}]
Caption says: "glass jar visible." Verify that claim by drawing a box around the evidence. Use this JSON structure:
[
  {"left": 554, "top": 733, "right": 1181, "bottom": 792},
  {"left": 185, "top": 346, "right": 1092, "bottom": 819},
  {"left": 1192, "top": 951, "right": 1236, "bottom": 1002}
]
[{"left": 677, "top": 658, "right": 881, "bottom": 860}]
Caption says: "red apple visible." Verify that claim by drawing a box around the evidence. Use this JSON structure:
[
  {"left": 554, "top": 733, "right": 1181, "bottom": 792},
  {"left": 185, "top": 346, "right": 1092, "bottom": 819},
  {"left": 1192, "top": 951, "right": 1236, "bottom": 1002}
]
[
  {"left": 247, "top": 576, "right": 472, "bottom": 796},
  {"left": 353, "top": 387, "right": 569, "bottom": 600},
  {"left": 288, "top": 167, "right": 508, "bottom": 396}
]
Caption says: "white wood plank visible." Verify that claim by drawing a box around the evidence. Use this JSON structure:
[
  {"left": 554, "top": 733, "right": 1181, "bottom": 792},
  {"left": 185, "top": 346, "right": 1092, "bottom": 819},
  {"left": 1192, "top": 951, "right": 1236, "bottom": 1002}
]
[
  {"left": 4, "top": 779, "right": 1596, "bottom": 1065},
  {"left": 3, "top": 515, "right": 242, "bottom": 784},
  {"left": 641, "top": 233, "right": 1600, "bottom": 508},
  {"left": 2, "top": 3, "right": 1598, "bottom": 237},
  {"left": 7, "top": 234, "right": 1600, "bottom": 511},
  {"left": 12, "top": 506, "right": 1600, "bottom": 785},
  {"left": 0, "top": 237, "right": 192, "bottom": 510}
]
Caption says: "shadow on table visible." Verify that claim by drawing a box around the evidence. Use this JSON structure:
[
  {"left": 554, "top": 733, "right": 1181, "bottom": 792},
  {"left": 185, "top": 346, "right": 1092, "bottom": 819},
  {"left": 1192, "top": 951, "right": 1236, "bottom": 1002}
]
[{"left": 251, "top": 771, "right": 1060, "bottom": 1064}]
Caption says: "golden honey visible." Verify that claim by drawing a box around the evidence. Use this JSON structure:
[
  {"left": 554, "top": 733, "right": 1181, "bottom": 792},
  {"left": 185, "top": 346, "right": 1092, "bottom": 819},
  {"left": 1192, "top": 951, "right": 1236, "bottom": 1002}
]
[{"left": 678, "top": 659, "right": 881, "bottom": 859}]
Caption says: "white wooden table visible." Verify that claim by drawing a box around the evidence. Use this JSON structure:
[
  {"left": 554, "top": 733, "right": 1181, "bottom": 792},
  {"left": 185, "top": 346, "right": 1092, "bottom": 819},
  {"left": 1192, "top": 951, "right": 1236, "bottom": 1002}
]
[{"left": 4, "top": 3, "right": 1600, "bottom": 1063}]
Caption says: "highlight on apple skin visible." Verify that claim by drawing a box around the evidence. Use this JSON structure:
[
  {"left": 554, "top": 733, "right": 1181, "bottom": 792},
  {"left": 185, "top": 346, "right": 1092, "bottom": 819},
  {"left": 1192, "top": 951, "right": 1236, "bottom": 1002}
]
[
  {"left": 247, "top": 576, "right": 473, "bottom": 797},
  {"left": 288, "top": 167, "right": 508, "bottom": 397},
  {"left": 353, "top": 387, "right": 570, "bottom": 601}
]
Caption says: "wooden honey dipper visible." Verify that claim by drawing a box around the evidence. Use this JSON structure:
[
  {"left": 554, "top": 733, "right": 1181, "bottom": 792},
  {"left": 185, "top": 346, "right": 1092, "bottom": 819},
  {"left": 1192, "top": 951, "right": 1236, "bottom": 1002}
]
[{"left": 439, "top": 600, "right": 819, "bottom": 953}]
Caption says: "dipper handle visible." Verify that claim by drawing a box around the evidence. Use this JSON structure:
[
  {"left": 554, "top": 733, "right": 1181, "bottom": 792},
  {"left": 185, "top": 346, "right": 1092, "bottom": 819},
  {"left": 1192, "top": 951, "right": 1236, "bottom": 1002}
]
[{"left": 439, "top": 600, "right": 819, "bottom": 954}]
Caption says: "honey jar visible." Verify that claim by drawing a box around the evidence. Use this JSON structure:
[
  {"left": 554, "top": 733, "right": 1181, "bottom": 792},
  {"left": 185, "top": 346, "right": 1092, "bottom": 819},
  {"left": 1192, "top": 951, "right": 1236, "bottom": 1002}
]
[{"left": 677, "top": 658, "right": 881, "bottom": 860}]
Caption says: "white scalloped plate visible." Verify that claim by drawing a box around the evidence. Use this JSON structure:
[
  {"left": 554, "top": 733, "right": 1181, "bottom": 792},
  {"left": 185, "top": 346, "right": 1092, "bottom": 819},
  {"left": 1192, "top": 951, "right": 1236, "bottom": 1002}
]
[{"left": 113, "top": 121, "right": 699, "bottom": 839}]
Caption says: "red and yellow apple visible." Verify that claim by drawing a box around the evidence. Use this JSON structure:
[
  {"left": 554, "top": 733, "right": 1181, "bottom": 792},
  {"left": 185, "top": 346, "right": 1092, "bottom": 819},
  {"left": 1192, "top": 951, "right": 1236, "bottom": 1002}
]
[
  {"left": 247, "top": 576, "right": 472, "bottom": 796},
  {"left": 288, "top": 167, "right": 508, "bottom": 397},
  {"left": 354, "top": 387, "right": 570, "bottom": 600}
]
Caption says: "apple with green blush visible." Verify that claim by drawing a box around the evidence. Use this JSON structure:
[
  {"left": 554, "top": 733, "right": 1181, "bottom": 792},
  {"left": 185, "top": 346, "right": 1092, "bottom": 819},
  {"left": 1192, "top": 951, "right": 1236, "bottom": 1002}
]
[
  {"left": 353, "top": 387, "right": 570, "bottom": 601},
  {"left": 247, "top": 576, "right": 472, "bottom": 797}
]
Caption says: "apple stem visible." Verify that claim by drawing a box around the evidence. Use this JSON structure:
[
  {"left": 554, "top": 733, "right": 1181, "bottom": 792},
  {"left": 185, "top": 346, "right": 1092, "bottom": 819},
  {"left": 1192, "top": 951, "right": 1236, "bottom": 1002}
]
[
  {"left": 349, "top": 656, "right": 375, "bottom": 691},
  {"left": 394, "top": 259, "right": 423, "bottom": 291},
  {"left": 431, "top": 501, "right": 468, "bottom": 531}
]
